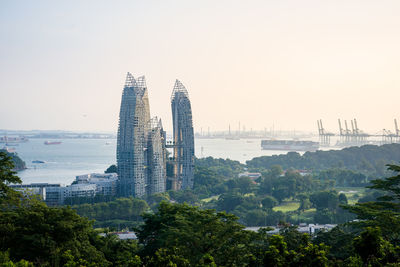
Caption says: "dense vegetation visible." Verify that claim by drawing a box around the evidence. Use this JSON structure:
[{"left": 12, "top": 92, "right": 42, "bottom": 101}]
[
  {"left": 73, "top": 144, "right": 400, "bottom": 227},
  {"left": 0, "top": 149, "right": 26, "bottom": 171},
  {"left": 3, "top": 150, "right": 400, "bottom": 265},
  {"left": 73, "top": 197, "right": 149, "bottom": 229},
  {"left": 247, "top": 143, "right": 400, "bottom": 176}
]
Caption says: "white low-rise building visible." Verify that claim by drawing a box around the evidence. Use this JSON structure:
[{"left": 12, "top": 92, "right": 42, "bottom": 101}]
[
  {"left": 75, "top": 173, "right": 118, "bottom": 196},
  {"left": 11, "top": 173, "right": 118, "bottom": 206}
]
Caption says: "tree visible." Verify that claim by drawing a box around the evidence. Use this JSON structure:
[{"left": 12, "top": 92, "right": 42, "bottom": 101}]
[
  {"left": 279, "top": 226, "right": 310, "bottom": 251},
  {"left": 343, "top": 164, "right": 400, "bottom": 240},
  {"left": 136, "top": 201, "right": 259, "bottom": 266},
  {"left": 263, "top": 233, "right": 330, "bottom": 267},
  {"left": 313, "top": 225, "right": 355, "bottom": 260},
  {"left": 0, "top": 200, "right": 109, "bottom": 266},
  {"left": 310, "top": 191, "right": 339, "bottom": 211},
  {"left": 217, "top": 192, "right": 244, "bottom": 212},
  {"left": 261, "top": 195, "right": 278, "bottom": 210},
  {"left": 0, "top": 152, "right": 22, "bottom": 207},
  {"left": 353, "top": 227, "right": 399, "bottom": 266},
  {"left": 0, "top": 149, "right": 26, "bottom": 171},
  {"left": 270, "top": 165, "right": 283, "bottom": 177}
]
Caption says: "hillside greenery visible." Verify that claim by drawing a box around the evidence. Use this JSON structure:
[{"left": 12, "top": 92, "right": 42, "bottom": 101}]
[
  {"left": 3, "top": 150, "right": 400, "bottom": 265},
  {"left": 71, "top": 144, "right": 400, "bottom": 228},
  {"left": 246, "top": 143, "right": 400, "bottom": 176},
  {"left": 0, "top": 149, "right": 26, "bottom": 171}
]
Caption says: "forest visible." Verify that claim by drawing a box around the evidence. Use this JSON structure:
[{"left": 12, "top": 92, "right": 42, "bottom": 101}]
[
  {"left": 2, "top": 150, "right": 400, "bottom": 265},
  {"left": 71, "top": 144, "right": 400, "bottom": 228},
  {"left": 2, "top": 143, "right": 400, "bottom": 265},
  {"left": 246, "top": 143, "right": 400, "bottom": 177},
  {"left": 0, "top": 149, "right": 26, "bottom": 171}
]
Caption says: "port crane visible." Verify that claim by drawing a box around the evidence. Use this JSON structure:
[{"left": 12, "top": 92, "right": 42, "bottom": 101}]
[
  {"left": 317, "top": 119, "right": 334, "bottom": 146},
  {"left": 320, "top": 118, "right": 400, "bottom": 147}
]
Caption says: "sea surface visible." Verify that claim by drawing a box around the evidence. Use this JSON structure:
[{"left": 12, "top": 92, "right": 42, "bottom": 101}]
[{"left": 14, "top": 138, "right": 311, "bottom": 185}]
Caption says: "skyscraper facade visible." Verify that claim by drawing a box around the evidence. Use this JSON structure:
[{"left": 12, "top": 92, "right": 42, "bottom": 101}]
[
  {"left": 171, "top": 80, "right": 195, "bottom": 190},
  {"left": 117, "top": 73, "right": 150, "bottom": 198},
  {"left": 117, "top": 74, "right": 192, "bottom": 197},
  {"left": 146, "top": 117, "right": 167, "bottom": 195}
]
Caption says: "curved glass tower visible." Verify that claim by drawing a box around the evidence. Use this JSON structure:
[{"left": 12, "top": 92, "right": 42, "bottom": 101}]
[
  {"left": 171, "top": 80, "right": 195, "bottom": 190},
  {"left": 117, "top": 73, "right": 150, "bottom": 197},
  {"left": 147, "top": 117, "right": 167, "bottom": 195}
]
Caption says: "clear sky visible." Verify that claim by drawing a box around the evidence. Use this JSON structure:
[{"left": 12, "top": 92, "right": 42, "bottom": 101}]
[{"left": 1, "top": 0, "right": 400, "bottom": 134}]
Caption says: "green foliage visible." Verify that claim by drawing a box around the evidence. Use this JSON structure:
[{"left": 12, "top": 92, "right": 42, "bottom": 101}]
[
  {"left": 137, "top": 201, "right": 260, "bottom": 266},
  {"left": 310, "top": 190, "right": 354, "bottom": 224},
  {"left": 216, "top": 192, "right": 244, "bottom": 212},
  {"left": 343, "top": 164, "right": 400, "bottom": 240},
  {"left": 72, "top": 197, "right": 149, "bottom": 229},
  {"left": 168, "top": 189, "right": 199, "bottom": 205},
  {"left": 313, "top": 225, "right": 355, "bottom": 260},
  {"left": 247, "top": 143, "right": 400, "bottom": 177},
  {"left": 262, "top": 195, "right": 278, "bottom": 210},
  {"left": 94, "top": 235, "right": 142, "bottom": 266},
  {"left": 317, "top": 168, "right": 368, "bottom": 187},
  {"left": 0, "top": 200, "right": 109, "bottom": 266},
  {"left": 263, "top": 233, "right": 330, "bottom": 267},
  {"left": 310, "top": 191, "right": 339, "bottom": 210},
  {"left": 353, "top": 227, "right": 400, "bottom": 266},
  {"left": 63, "top": 194, "right": 116, "bottom": 205},
  {"left": 0, "top": 150, "right": 26, "bottom": 171},
  {"left": 4, "top": 148, "right": 400, "bottom": 265},
  {"left": 279, "top": 225, "right": 310, "bottom": 251},
  {"left": 0, "top": 251, "right": 34, "bottom": 266},
  {"left": 259, "top": 169, "right": 327, "bottom": 204},
  {"left": 147, "top": 248, "right": 189, "bottom": 267},
  {"left": 0, "top": 152, "right": 22, "bottom": 207},
  {"left": 195, "top": 157, "right": 244, "bottom": 178}
]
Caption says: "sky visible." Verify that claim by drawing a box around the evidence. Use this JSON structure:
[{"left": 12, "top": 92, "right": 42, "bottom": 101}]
[{"left": 1, "top": 0, "right": 400, "bottom": 134}]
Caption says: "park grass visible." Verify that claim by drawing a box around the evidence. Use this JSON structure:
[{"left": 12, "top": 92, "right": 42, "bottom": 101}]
[
  {"left": 273, "top": 201, "right": 300, "bottom": 212},
  {"left": 335, "top": 187, "right": 367, "bottom": 204},
  {"left": 201, "top": 195, "right": 219, "bottom": 203}
]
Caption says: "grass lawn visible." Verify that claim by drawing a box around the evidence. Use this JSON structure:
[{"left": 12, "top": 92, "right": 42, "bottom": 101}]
[
  {"left": 335, "top": 187, "right": 367, "bottom": 204},
  {"left": 273, "top": 201, "right": 300, "bottom": 212},
  {"left": 201, "top": 195, "right": 219, "bottom": 203}
]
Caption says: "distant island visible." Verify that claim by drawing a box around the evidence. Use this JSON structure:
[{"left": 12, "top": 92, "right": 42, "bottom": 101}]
[{"left": 0, "top": 149, "right": 26, "bottom": 171}]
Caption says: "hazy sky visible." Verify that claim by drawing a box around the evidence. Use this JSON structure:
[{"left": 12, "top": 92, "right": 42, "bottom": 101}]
[{"left": 1, "top": 0, "right": 400, "bottom": 134}]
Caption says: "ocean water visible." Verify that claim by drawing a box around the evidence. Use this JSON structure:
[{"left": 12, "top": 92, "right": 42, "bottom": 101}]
[{"left": 14, "top": 138, "right": 299, "bottom": 185}]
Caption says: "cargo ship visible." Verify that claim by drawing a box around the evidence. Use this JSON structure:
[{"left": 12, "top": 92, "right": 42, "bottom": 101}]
[
  {"left": 261, "top": 140, "right": 319, "bottom": 152},
  {"left": 44, "top": 141, "right": 62, "bottom": 145}
]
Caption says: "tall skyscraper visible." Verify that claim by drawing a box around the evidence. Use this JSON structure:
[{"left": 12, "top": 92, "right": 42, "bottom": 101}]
[
  {"left": 171, "top": 80, "right": 195, "bottom": 190},
  {"left": 117, "top": 73, "right": 150, "bottom": 198},
  {"left": 146, "top": 117, "right": 167, "bottom": 195}
]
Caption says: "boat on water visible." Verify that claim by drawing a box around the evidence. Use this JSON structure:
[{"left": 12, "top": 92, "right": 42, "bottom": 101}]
[
  {"left": 44, "top": 141, "right": 62, "bottom": 145},
  {"left": 32, "top": 160, "right": 45, "bottom": 164},
  {"left": 261, "top": 139, "right": 319, "bottom": 152}
]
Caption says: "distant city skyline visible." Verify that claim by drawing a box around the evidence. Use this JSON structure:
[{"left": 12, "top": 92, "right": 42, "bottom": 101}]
[{"left": 1, "top": 1, "right": 400, "bottom": 133}]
